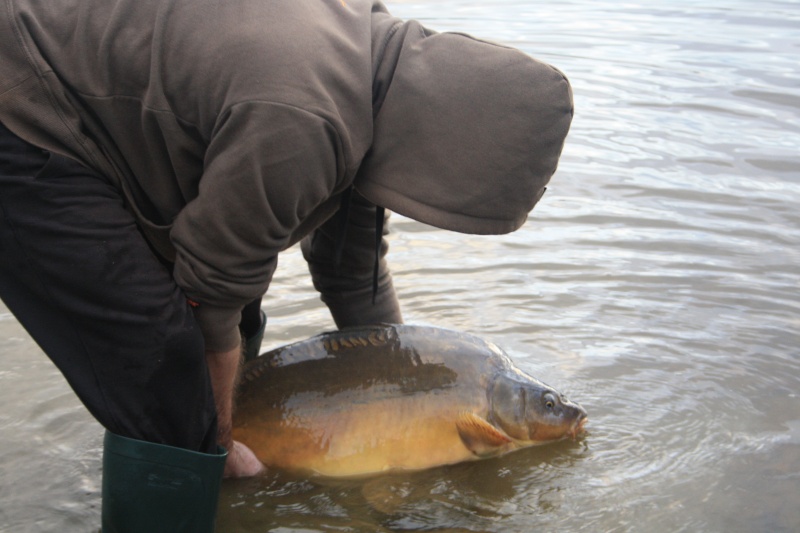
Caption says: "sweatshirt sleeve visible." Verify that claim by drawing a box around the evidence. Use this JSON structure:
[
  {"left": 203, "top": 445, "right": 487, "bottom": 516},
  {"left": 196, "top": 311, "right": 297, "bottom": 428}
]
[{"left": 171, "top": 102, "right": 341, "bottom": 351}]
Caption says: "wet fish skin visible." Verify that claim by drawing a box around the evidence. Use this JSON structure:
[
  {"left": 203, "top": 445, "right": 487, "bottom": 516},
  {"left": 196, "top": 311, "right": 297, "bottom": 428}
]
[{"left": 232, "top": 324, "right": 587, "bottom": 477}]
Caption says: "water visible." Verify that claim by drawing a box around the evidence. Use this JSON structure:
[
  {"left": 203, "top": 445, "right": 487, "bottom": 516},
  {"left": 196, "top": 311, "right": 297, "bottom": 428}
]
[{"left": 2, "top": 0, "right": 799, "bottom": 531}]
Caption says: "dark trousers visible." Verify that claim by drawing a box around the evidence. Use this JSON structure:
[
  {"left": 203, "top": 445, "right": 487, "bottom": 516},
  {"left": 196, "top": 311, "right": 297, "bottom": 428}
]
[{"left": 0, "top": 122, "right": 221, "bottom": 453}]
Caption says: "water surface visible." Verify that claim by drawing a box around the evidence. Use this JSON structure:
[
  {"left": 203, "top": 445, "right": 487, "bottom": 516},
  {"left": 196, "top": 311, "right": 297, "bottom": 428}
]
[{"left": 2, "top": 1, "right": 799, "bottom": 531}]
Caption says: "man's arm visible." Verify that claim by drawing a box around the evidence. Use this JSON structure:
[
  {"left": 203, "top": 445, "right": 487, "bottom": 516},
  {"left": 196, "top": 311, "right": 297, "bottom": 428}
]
[{"left": 205, "top": 344, "right": 265, "bottom": 477}]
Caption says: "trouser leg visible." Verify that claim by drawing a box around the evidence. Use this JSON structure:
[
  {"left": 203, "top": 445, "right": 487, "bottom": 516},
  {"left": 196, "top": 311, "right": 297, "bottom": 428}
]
[
  {"left": 239, "top": 297, "right": 266, "bottom": 362},
  {"left": 302, "top": 189, "right": 403, "bottom": 328},
  {"left": 0, "top": 123, "right": 217, "bottom": 453}
]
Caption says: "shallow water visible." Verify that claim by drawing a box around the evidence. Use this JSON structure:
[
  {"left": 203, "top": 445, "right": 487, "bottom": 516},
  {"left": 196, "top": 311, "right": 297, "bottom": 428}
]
[{"left": 2, "top": 0, "right": 799, "bottom": 531}]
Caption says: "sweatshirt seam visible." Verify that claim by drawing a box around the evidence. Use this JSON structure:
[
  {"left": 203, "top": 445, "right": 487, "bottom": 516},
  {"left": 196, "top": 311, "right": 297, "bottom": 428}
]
[
  {"left": 4, "top": 0, "right": 105, "bottom": 171},
  {"left": 67, "top": 93, "right": 343, "bottom": 154},
  {"left": 73, "top": 90, "right": 203, "bottom": 132},
  {"left": 215, "top": 99, "right": 341, "bottom": 138},
  {"left": 216, "top": 99, "right": 349, "bottom": 170},
  {"left": 68, "top": 92, "right": 348, "bottom": 170},
  {"left": 5, "top": 0, "right": 42, "bottom": 77},
  {"left": 0, "top": 73, "right": 36, "bottom": 97},
  {"left": 376, "top": 21, "right": 403, "bottom": 67}
]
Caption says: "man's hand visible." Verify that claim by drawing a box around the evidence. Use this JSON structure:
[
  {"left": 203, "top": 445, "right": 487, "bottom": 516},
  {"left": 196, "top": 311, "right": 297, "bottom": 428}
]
[
  {"left": 224, "top": 440, "right": 265, "bottom": 478},
  {"left": 205, "top": 344, "right": 265, "bottom": 478}
]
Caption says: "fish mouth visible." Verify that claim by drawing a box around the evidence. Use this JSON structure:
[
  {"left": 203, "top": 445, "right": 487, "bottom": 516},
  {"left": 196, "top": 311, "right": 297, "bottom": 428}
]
[{"left": 568, "top": 414, "right": 588, "bottom": 440}]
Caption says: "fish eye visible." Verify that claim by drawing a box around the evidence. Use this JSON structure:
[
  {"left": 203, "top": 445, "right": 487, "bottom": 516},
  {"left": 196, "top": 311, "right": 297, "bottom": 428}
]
[{"left": 544, "top": 393, "right": 556, "bottom": 410}]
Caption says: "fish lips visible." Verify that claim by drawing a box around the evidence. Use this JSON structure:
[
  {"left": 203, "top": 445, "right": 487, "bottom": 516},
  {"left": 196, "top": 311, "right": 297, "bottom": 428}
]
[{"left": 568, "top": 410, "right": 589, "bottom": 440}]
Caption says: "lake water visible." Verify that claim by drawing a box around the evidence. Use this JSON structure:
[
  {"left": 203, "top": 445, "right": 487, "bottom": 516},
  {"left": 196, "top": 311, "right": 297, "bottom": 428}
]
[{"left": 2, "top": 0, "right": 799, "bottom": 531}]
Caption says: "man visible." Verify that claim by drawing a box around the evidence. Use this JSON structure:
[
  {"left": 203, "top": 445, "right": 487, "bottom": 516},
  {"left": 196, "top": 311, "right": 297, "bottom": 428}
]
[{"left": 0, "top": 0, "right": 572, "bottom": 531}]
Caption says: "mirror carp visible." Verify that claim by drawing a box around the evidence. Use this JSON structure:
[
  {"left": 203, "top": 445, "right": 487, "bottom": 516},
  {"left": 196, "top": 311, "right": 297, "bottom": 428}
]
[{"left": 232, "top": 324, "right": 587, "bottom": 477}]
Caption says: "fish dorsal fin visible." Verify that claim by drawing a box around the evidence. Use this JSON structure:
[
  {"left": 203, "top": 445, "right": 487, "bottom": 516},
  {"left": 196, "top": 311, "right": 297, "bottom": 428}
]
[
  {"left": 241, "top": 357, "right": 273, "bottom": 383},
  {"left": 456, "top": 412, "right": 512, "bottom": 457}
]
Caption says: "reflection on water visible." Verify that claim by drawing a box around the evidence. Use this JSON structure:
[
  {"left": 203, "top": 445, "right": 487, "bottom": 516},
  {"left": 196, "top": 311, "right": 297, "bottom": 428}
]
[
  {"left": 2, "top": 0, "right": 799, "bottom": 531},
  {"left": 218, "top": 440, "right": 590, "bottom": 533}
]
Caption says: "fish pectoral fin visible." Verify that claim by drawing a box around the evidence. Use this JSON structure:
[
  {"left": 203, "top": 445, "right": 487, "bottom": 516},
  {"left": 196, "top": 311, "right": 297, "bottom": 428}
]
[{"left": 456, "top": 412, "right": 512, "bottom": 457}]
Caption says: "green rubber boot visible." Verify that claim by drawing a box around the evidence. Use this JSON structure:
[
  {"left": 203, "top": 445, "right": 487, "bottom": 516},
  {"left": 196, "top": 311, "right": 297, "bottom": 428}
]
[
  {"left": 101, "top": 431, "right": 227, "bottom": 533},
  {"left": 243, "top": 310, "right": 266, "bottom": 362}
]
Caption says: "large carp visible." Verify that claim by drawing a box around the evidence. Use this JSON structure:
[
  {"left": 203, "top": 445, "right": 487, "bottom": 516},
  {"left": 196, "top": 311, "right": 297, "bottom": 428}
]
[{"left": 232, "top": 325, "right": 587, "bottom": 477}]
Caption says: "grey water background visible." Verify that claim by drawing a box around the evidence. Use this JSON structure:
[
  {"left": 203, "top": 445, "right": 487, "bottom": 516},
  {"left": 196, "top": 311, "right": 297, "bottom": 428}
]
[{"left": 1, "top": 0, "right": 799, "bottom": 531}]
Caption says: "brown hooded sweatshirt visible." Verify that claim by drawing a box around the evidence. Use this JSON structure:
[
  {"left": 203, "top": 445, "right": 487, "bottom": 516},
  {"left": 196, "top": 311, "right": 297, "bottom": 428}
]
[{"left": 0, "top": 0, "right": 573, "bottom": 351}]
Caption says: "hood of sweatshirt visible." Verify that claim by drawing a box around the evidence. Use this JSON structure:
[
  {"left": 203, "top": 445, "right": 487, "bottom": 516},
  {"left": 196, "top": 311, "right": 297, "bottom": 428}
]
[{"left": 357, "top": 14, "right": 573, "bottom": 235}]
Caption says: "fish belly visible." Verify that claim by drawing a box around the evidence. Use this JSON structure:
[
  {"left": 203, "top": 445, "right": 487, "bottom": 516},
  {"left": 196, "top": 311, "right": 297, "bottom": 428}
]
[{"left": 233, "top": 398, "right": 478, "bottom": 477}]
